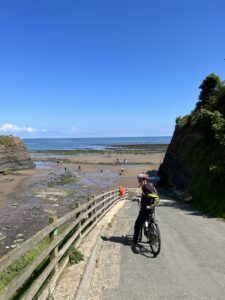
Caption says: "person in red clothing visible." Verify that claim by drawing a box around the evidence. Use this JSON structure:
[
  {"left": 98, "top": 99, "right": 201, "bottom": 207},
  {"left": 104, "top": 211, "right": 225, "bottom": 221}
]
[{"left": 119, "top": 185, "right": 125, "bottom": 196}]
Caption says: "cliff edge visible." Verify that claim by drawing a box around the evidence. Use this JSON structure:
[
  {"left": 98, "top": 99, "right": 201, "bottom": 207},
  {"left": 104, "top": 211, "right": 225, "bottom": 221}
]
[
  {"left": 0, "top": 135, "right": 34, "bottom": 172},
  {"left": 159, "top": 73, "right": 225, "bottom": 217}
]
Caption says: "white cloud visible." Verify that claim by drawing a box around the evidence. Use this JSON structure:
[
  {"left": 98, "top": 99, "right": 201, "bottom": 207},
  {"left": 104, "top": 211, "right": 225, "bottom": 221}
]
[
  {"left": 71, "top": 127, "right": 90, "bottom": 135},
  {"left": 0, "top": 123, "right": 36, "bottom": 133}
]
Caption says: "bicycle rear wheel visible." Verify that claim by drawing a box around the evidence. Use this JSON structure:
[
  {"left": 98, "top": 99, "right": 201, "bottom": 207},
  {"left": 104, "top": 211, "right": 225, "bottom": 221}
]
[{"left": 148, "top": 222, "right": 161, "bottom": 256}]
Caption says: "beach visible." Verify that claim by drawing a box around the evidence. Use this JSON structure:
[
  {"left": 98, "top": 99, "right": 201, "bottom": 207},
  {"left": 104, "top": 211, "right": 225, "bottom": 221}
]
[{"left": 0, "top": 149, "right": 166, "bottom": 256}]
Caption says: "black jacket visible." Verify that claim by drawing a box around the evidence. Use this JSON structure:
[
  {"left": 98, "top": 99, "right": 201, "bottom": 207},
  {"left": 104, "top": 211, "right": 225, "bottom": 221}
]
[{"left": 140, "top": 183, "right": 159, "bottom": 211}]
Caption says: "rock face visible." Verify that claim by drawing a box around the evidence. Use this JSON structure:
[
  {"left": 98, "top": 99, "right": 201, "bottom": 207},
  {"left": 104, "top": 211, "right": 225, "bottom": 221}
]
[
  {"left": 159, "top": 73, "right": 225, "bottom": 217},
  {"left": 0, "top": 135, "right": 34, "bottom": 171},
  {"left": 158, "top": 122, "right": 205, "bottom": 192},
  {"left": 158, "top": 125, "right": 192, "bottom": 192}
]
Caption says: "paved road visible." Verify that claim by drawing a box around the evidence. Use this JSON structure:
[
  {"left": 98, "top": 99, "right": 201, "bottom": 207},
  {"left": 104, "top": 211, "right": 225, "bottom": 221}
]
[{"left": 89, "top": 196, "right": 225, "bottom": 300}]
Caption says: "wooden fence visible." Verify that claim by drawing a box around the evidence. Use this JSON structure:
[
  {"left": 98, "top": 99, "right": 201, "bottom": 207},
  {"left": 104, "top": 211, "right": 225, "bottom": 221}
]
[{"left": 0, "top": 188, "right": 127, "bottom": 300}]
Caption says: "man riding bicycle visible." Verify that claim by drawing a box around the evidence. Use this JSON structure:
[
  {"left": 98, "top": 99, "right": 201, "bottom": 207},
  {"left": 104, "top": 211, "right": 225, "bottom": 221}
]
[{"left": 131, "top": 174, "right": 159, "bottom": 245}]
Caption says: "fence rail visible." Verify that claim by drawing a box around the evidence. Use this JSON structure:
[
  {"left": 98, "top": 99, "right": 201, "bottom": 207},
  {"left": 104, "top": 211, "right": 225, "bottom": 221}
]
[{"left": 0, "top": 188, "right": 127, "bottom": 300}]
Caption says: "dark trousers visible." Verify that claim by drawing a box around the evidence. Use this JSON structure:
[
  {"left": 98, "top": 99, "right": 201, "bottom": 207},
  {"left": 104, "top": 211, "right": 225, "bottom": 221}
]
[{"left": 133, "top": 210, "right": 149, "bottom": 243}]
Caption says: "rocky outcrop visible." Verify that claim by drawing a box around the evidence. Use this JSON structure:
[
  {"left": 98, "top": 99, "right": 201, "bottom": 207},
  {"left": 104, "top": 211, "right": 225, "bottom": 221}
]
[
  {"left": 158, "top": 73, "right": 225, "bottom": 217},
  {"left": 158, "top": 126, "right": 191, "bottom": 192},
  {"left": 158, "top": 123, "right": 204, "bottom": 193},
  {"left": 0, "top": 135, "right": 34, "bottom": 171},
  {"left": 158, "top": 151, "right": 191, "bottom": 191}
]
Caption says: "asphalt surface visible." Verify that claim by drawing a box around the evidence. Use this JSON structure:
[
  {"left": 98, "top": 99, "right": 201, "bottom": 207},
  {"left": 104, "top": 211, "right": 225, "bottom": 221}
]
[{"left": 94, "top": 197, "right": 225, "bottom": 300}]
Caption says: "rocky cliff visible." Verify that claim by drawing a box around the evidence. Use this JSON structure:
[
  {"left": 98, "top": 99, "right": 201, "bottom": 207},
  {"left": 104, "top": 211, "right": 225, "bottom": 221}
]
[
  {"left": 158, "top": 73, "right": 225, "bottom": 217},
  {"left": 158, "top": 123, "right": 206, "bottom": 191},
  {"left": 158, "top": 127, "right": 192, "bottom": 192},
  {"left": 0, "top": 136, "right": 34, "bottom": 171}
]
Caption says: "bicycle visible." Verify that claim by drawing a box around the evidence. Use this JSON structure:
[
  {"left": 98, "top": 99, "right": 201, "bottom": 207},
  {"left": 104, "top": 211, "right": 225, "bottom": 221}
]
[{"left": 137, "top": 201, "right": 161, "bottom": 257}]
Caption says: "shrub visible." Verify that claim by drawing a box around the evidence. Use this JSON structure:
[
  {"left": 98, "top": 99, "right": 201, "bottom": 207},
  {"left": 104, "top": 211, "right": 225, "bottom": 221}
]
[{"left": 66, "top": 246, "right": 84, "bottom": 265}]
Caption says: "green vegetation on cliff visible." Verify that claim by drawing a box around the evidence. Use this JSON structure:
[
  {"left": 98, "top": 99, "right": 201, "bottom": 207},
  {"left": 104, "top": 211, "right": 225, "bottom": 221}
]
[
  {"left": 161, "top": 74, "right": 225, "bottom": 217},
  {"left": 0, "top": 135, "right": 13, "bottom": 146}
]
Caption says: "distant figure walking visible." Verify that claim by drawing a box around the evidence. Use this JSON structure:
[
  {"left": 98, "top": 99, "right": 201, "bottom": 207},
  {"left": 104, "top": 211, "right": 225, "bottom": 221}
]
[
  {"left": 101, "top": 169, "right": 103, "bottom": 175},
  {"left": 60, "top": 160, "right": 63, "bottom": 165},
  {"left": 64, "top": 167, "right": 67, "bottom": 173},
  {"left": 78, "top": 165, "right": 81, "bottom": 171},
  {"left": 57, "top": 160, "right": 60, "bottom": 167}
]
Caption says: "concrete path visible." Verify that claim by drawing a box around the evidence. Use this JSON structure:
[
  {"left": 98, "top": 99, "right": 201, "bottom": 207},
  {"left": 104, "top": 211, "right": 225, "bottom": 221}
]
[{"left": 88, "top": 197, "right": 225, "bottom": 300}]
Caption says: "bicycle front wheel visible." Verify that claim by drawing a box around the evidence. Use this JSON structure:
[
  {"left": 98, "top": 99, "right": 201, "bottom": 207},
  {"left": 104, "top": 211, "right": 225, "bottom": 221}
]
[{"left": 148, "top": 222, "right": 161, "bottom": 257}]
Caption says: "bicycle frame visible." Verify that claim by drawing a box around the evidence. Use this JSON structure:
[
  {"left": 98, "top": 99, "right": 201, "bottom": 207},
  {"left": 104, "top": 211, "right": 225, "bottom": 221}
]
[
  {"left": 143, "top": 208, "right": 155, "bottom": 236},
  {"left": 138, "top": 203, "right": 161, "bottom": 256}
]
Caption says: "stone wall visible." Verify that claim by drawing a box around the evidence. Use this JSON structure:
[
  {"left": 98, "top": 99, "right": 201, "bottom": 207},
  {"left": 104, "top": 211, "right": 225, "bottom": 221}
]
[{"left": 0, "top": 135, "right": 34, "bottom": 171}]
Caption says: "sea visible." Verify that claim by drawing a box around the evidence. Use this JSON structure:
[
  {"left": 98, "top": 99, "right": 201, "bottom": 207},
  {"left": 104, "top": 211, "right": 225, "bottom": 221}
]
[{"left": 23, "top": 137, "right": 171, "bottom": 151}]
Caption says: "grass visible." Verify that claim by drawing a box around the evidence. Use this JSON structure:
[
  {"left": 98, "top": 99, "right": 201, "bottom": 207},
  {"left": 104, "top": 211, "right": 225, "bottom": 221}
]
[
  {"left": 107, "top": 222, "right": 112, "bottom": 228},
  {"left": 0, "top": 136, "right": 13, "bottom": 146},
  {"left": 0, "top": 237, "right": 50, "bottom": 292},
  {"left": 0, "top": 221, "right": 83, "bottom": 297},
  {"left": 66, "top": 245, "right": 84, "bottom": 265},
  {"left": 48, "top": 172, "right": 75, "bottom": 187}
]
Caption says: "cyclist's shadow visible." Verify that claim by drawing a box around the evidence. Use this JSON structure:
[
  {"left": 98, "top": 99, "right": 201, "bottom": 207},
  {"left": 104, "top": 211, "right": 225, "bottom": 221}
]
[
  {"left": 101, "top": 235, "right": 127, "bottom": 245},
  {"left": 101, "top": 235, "right": 155, "bottom": 258},
  {"left": 131, "top": 242, "right": 155, "bottom": 258}
]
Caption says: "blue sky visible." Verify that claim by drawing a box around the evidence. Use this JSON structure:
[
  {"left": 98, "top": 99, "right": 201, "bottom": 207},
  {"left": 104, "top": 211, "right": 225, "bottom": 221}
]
[{"left": 0, "top": 0, "right": 225, "bottom": 138}]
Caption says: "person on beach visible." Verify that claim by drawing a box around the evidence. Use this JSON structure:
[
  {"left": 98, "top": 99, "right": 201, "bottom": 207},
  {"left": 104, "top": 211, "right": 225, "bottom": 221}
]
[{"left": 131, "top": 174, "right": 159, "bottom": 246}]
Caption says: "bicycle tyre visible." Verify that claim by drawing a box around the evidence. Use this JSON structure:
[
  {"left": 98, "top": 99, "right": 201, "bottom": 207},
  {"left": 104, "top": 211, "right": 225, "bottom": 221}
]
[{"left": 148, "top": 222, "right": 161, "bottom": 257}]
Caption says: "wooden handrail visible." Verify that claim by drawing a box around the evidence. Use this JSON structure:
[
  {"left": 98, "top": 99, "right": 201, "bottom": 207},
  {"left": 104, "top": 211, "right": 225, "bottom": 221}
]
[
  {"left": 0, "top": 188, "right": 123, "bottom": 300},
  {"left": 0, "top": 204, "right": 85, "bottom": 273}
]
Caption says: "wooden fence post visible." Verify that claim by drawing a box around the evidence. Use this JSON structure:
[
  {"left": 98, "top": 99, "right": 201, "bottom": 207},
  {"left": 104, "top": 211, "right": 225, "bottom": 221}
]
[
  {"left": 49, "top": 213, "right": 58, "bottom": 275},
  {"left": 87, "top": 197, "right": 92, "bottom": 219},
  {"left": 102, "top": 192, "right": 105, "bottom": 213},
  {"left": 75, "top": 202, "right": 81, "bottom": 239},
  {"left": 93, "top": 194, "right": 97, "bottom": 221},
  {"left": 114, "top": 189, "right": 118, "bottom": 202},
  {"left": 111, "top": 190, "right": 115, "bottom": 202}
]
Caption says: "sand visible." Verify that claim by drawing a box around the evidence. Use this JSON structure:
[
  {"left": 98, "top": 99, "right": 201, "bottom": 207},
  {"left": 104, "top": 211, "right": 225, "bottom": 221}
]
[{"left": 0, "top": 152, "right": 164, "bottom": 256}]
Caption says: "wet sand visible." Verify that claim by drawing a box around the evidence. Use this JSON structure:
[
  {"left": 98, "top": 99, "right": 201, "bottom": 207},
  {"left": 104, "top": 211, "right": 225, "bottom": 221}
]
[{"left": 0, "top": 152, "right": 164, "bottom": 256}]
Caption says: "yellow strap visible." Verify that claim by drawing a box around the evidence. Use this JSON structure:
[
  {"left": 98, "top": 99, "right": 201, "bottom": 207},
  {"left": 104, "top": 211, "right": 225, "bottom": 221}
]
[
  {"left": 142, "top": 192, "right": 160, "bottom": 207},
  {"left": 150, "top": 197, "right": 160, "bottom": 208},
  {"left": 146, "top": 193, "right": 159, "bottom": 199}
]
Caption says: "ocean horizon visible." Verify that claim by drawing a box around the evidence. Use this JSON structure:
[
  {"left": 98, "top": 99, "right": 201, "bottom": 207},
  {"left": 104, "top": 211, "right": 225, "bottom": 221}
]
[{"left": 23, "top": 136, "right": 171, "bottom": 151}]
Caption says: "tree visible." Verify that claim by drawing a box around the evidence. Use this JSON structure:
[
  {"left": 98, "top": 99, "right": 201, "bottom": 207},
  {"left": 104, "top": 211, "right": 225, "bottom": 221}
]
[{"left": 196, "top": 73, "right": 221, "bottom": 110}]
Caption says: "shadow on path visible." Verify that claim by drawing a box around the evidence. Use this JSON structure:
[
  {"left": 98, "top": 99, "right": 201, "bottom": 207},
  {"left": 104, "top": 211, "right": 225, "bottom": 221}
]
[
  {"left": 131, "top": 243, "right": 155, "bottom": 258},
  {"left": 101, "top": 235, "right": 155, "bottom": 258},
  {"left": 159, "top": 199, "right": 215, "bottom": 219},
  {"left": 101, "top": 235, "right": 127, "bottom": 245}
]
